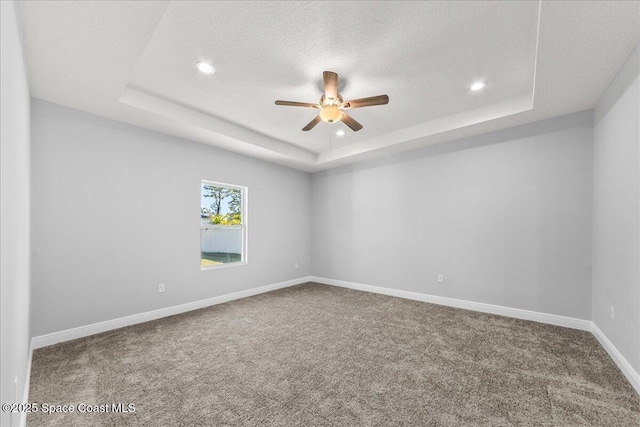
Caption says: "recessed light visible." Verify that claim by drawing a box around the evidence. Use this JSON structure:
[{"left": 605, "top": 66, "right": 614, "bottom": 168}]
[
  {"left": 471, "top": 81, "right": 486, "bottom": 91},
  {"left": 196, "top": 62, "right": 215, "bottom": 75},
  {"left": 336, "top": 130, "right": 345, "bottom": 136}
]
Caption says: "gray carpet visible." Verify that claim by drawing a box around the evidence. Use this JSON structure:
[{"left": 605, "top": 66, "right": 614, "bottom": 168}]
[{"left": 28, "top": 283, "right": 640, "bottom": 426}]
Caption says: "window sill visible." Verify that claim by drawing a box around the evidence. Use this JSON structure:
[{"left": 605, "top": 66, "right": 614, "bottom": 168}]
[{"left": 200, "top": 261, "right": 247, "bottom": 271}]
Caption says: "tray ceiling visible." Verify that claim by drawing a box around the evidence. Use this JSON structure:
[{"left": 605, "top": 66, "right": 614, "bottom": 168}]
[{"left": 18, "top": 1, "right": 640, "bottom": 171}]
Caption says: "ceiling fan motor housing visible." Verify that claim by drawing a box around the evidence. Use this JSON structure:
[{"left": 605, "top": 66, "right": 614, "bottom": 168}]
[{"left": 320, "top": 94, "right": 343, "bottom": 107}]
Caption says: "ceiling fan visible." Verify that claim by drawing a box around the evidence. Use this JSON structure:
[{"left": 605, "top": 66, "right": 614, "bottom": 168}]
[{"left": 275, "top": 71, "right": 389, "bottom": 132}]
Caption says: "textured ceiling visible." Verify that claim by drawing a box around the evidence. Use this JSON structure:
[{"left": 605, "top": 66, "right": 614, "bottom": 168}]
[{"left": 18, "top": 1, "right": 640, "bottom": 171}]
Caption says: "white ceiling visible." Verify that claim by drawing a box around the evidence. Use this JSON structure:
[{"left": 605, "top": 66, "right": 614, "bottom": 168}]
[{"left": 18, "top": 1, "right": 640, "bottom": 172}]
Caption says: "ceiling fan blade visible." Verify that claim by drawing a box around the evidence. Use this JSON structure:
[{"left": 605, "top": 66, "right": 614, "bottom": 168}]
[
  {"left": 275, "top": 100, "right": 319, "bottom": 109},
  {"left": 323, "top": 71, "right": 338, "bottom": 100},
  {"left": 302, "top": 115, "right": 322, "bottom": 131},
  {"left": 341, "top": 112, "right": 363, "bottom": 132},
  {"left": 341, "top": 95, "right": 389, "bottom": 109}
]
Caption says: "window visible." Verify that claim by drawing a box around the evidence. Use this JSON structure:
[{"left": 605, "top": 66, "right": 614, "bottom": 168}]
[{"left": 200, "top": 180, "right": 247, "bottom": 269}]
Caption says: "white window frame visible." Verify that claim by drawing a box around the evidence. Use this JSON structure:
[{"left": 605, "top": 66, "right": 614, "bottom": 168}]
[{"left": 200, "top": 180, "right": 248, "bottom": 270}]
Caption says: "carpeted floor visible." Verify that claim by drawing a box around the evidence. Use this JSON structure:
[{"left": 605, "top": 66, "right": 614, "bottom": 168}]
[{"left": 28, "top": 283, "right": 640, "bottom": 426}]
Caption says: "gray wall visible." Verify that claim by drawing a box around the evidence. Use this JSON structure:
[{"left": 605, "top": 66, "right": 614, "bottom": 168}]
[
  {"left": 31, "top": 99, "right": 311, "bottom": 336},
  {"left": 1, "top": 1, "right": 32, "bottom": 426},
  {"left": 312, "top": 111, "right": 594, "bottom": 320},
  {"left": 593, "top": 44, "right": 640, "bottom": 373}
]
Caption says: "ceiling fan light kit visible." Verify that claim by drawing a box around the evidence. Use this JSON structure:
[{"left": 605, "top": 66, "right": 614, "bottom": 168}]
[
  {"left": 319, "top": 105, "right": 343, "bottom": 123},
  {"left": 275, "top": 71, "right": 389, "bottom": 132}
]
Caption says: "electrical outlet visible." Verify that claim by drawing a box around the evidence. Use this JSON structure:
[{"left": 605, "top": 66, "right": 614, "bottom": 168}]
[
  {"left": 610, "top": 307, "right": 614, "bottom": 320},
  {"left": 295, "top": 262, "right": 299, "bottom": 269},
  {"left": 437, "top": 274, "right": 444, "bottom": 283},
  {"left": 158, "top": 283, "right": 165, "bottom": 293}
]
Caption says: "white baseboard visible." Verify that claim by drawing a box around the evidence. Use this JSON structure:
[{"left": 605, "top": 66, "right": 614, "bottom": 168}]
[
  {"left": 31, "top": 276, "right": 312, "bottom": 349},
  {"left": 26, "top": 275, "right": 639, "bottom": 403},
  {"left": 309, "top": 276, "right": 592, "bottom": 331},
  {"left": 310, "top": 276, "right": 640, "bottom": 396},
  {"left": 18, "top": 341, "right": 33, "bottom": 427},
  {"left": 591, "top": 323, "right": 640, "bottom": 395}
]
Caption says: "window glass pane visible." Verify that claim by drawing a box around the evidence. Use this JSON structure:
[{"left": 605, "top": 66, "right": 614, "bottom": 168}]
[
  {"left": 200, "top": 228, "right": 243, "bottom": 267},
  {"left": 200, "top": 183, "right": 243, "bottom": 224}
]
